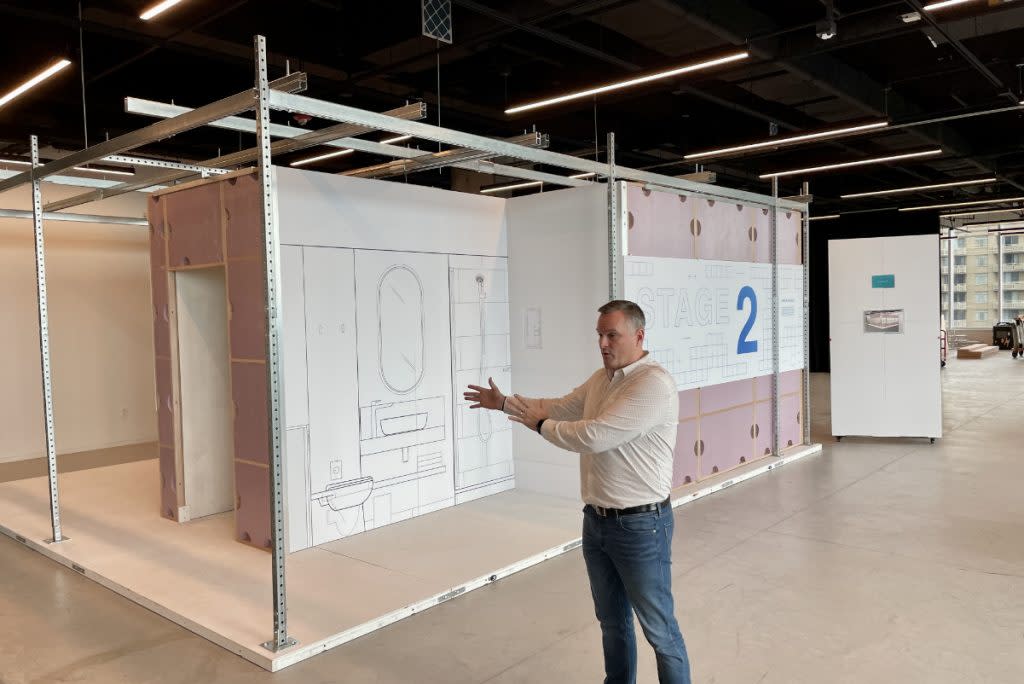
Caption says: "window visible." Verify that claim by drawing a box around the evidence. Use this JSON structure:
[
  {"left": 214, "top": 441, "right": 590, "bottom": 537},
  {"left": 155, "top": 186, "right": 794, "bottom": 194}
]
[
  {"left": 954, "top": 292, "right": 966, "bottom": 303},
  {"left": 976, "top": 311, "right": 988, "bottom": 322},
  {"left": 954, "top": 273, "right": 966, "bottom": 284},
  {"left": 956, "top": 238, "right": 966, "bottom": 249},
  {"left": 975, "top": 237, "right": 989, "bottom": 249},
  {"left": 976, "top": 255, "right": 988, "bottom": 267},
  {"left": 954, "top": 255, "right": 966, "bottom": 266},
  {"left": 975, "top": 292, "right": 988, "bottom": 304},
  {"left": 954, "top": 310, "right": 966, "bottom": 320},
  {"left": 975, "top": 273, "right": 988, "bottom": 285},
  {"left": 1006, "top": 236, "right": 1020, "bottom": 246},
  {"left": 1005, "top": 271, "right": 1022, "bottom": 283}
]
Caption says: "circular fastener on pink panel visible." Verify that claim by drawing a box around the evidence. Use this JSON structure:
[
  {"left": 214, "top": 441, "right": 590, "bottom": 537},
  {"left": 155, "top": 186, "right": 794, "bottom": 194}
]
[
  {"left": 706, "top": 199, "right": 715, "bottom": 207},
  {"left": 693, "top": 440, "right": 699, "bottom": 456},
  {"left": 762, "top": 208, "right": 769, "bottom": 215},
  {"left": 627, "top": 211, "right": 635, "bottom": 229},
  {"left": 712, "top": 465, "right": 719, "bottom": 473},
  {"left": 753, "top": 227, "right": 759, "bottom": 242},
  {"left": 679, "top": 195, "right": 687, "bottom": 203},
  {"left": 736, "top": 204, "right": 743, "bottom": 211},
  {"left": 786, "top": 212, "right": 792, "bottom": 219},
  {"left": 696, "top": 220, "right": 702, "bottom": 236},
  {"left": 642, "top": 187, "right": 652, "bottom": 197}
]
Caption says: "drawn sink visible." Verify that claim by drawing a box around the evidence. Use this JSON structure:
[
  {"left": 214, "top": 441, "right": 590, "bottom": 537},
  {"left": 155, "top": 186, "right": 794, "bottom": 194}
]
[
  {"left": 312, "top": 476, "right": 374, "bottom": 512},
  {"left": 379, "top": 413, "right": 429, "bottom": 435}
]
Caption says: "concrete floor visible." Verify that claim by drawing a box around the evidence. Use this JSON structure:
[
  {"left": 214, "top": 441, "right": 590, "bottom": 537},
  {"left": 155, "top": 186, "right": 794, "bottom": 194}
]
[{"left": 2, "top": 358, "right": 1023, "bottom": 683}]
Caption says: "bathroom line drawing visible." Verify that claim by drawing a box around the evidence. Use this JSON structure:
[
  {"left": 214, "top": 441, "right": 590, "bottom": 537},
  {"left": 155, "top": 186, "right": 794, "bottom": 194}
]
[{"left": 449, "top": 255, "right": 514, "bottom": 500}]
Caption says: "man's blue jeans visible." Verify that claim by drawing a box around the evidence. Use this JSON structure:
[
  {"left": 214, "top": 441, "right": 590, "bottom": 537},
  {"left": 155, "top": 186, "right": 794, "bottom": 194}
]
[{"left": 582, "top": 503, "right": 691, "bottom": 684}]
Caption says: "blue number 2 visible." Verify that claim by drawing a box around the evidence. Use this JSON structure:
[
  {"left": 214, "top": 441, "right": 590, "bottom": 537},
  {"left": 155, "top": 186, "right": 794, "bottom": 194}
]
[{"left": 736, "top": 286, "right": 758, "bottom": 354}]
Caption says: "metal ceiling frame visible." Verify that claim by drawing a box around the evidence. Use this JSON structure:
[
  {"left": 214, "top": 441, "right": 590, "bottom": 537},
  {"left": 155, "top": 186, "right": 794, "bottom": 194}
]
[{"left": 0, "top": 33, "right": 808, "bottom": 662}]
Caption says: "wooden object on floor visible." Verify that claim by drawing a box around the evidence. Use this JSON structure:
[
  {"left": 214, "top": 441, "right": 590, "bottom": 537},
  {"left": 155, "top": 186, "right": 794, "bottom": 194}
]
[{"left": 957, "top": 344, "right": 999, "bottom": 359}]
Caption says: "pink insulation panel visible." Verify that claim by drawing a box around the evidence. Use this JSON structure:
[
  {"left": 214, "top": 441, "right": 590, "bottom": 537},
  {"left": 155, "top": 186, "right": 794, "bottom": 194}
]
[
  {"left": 223, "top": 173, "right": 263, "bottom": 260},
  {"left": 227, "top": 258, "right": 268, "bottom": 360},
  {"left": 166, "top": 182, "right": 223, "bottom": 268},
  {"left": 694, "top": 198, "right": 754, "bottom": 262},
  {"left": 149, "top": 199, "right": 171, "bottom": 360},
  {"left": 678, "top": 389, "right": 699, "bottom": 421},
  {"left": 754, "top": 400, "right": 775, "bottom": 458},
  {"left": 673, "top": 418, "right": 700, "bottom": 487},
  {"left": 700, "top": 378, "right": 754, "bottom": 414},
  {"left": 626, "top": 186, "right": 693, "bottom": 258},
  {"left": 780, "top": 393, "right": 803, "bottom": 450},
  {"left": 780, "top": 369, "right": 803, "bottom": 396},
  {"left": 754, "top": 373, "right": 772, "bottom": 402},
  {"left": 234, "top": 461, "right": 271, "bottom": 548},
  {"left": 232, "top": 361, "right": 269, "bottom": 466},
  {"left": 776, "top": 209, "right": 803, "bottom": 265},
  {"left": 159, "top": 445, "right": 177, "bottom": 520},
  {"left": 699, "top": 405, "right": 755, "bottom": 479},
  {"left": 753, "top": 206, "right": 772, "bottom": 263}
]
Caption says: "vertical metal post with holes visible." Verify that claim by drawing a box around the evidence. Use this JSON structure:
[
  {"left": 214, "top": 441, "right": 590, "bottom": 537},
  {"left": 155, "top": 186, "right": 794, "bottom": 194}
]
[
  {"left": 254, "top": 35, "right": 295, "bottom": 654},
  {"left": 31, "top": 135, "right": 66, "bottom": 545},
  {"left": 801, "top": 181, "right": 811, "bottom": 446},
  {"left": 771, "top": 178, "right": 781, "bottom": 457},
  {"left": 607, "top": 132, "right": 619, "bottom": 299}
]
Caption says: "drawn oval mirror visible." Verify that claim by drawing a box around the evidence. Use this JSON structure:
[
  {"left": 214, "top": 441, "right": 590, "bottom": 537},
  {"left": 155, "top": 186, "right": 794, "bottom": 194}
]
[{"left": 377, "top": 265, "right": 425, "bottom": 394}]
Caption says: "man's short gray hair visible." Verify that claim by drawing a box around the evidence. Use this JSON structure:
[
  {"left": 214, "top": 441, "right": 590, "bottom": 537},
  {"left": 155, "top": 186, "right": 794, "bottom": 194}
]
[{"left": 598, "top": 300, "right": 646, "bottom": 331}]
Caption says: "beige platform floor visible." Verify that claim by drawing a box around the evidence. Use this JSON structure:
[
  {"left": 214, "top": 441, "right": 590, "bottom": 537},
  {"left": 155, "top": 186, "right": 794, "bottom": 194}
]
[{"left": 3, "top": 358, "right": 1024, "bottom": 682}]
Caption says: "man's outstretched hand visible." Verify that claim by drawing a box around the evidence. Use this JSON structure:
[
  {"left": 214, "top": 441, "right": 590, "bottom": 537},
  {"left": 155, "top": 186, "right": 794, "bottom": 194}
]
[
  {"left": 505, "top": 394, "right": 549, "bottom": 432},
  {"left": 464, "top": 377, "right": 505, "bottom": 410}
]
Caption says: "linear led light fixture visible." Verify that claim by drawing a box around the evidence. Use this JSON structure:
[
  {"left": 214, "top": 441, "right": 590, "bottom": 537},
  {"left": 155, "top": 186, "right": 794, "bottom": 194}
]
[
  {"left": 291, "top": 134, "right": 413, "bottom": 167},
  {"left": 841, "top": 177, "right": 997, "bottom": 199},
  {"left": 900, "top": 195, "right": 1024, "bottom": 212},
  {"left": 923, "top": 0, "right": 980, "bottom": 10},
  {"left": 349, "top": 133, "right": 548, "bottom": 180},
  {"left": 686, "top": 121, "right": 888, "bottom": 161},
  {"left": 0, "top": 157, "right": 135, "bottom": 176},
  {"left": 140, "top": 0, "right": 186, "bottom": 20},
  {"left": 481, "top": 171, "right": 596, "bottom": 194},
  {"left": 0, "top": 59, "right": 72, "bottom": 109},
  {"left": 759, "top": 149, "right": 942, "bottom": 179},
  {"left": 505, "top": 51, "right": 749, "bottom": 115},
  {"left": 808, "top": 214, "right": 840, "bottom": 221}
]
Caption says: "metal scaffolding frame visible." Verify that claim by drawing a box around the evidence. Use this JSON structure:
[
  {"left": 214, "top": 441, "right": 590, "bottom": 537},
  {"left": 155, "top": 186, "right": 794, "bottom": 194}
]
[{"left": 3, "top": 34, "right": 810, "bottom": 657}]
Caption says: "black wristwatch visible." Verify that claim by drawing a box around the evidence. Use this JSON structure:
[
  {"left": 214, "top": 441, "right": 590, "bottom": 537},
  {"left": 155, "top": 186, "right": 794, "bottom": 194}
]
[{"left": 536, "top": 418, "right": 546, "bottom": 434}]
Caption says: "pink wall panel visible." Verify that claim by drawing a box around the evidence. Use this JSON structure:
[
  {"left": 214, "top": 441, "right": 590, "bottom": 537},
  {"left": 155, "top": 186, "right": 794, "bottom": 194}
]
[
  {"left": 753, "top": 206, "right": 772, "bottom": 263},
  {"left": 754, "top": 373, "right": 772, "bottom": 402},
  {"left": 223, "top": 173, "right": 263, "bottom": 260},
  {"left": 149, "top": 199, "right": 170, "bottom": 359},
  {"left": 227, "top": 258, "right": 267, "bottom": 360},
  {"left": 780, "top": 393, "right": 803, "bottom": 450},
  {"left": 780, "top": 369, "right": 803, "bottom": 395},
  {"left": 700, "top": 378, "right": 754, "bottom": 414},
  {"left": 754, "top": 400, "right": 774, "bottom": 458},
  {"left": 166, "top": 182, "right": 223, "bottom": 268},
  {"left": 673, "top": 418, "right": 699, "bottom": 487},
  {"left": 699, "top": 405, "right": 755, "bottom": 478},
  {"left": 234, "top": 461, "right": 271, "bottom": 548},
  {"left": 159, "top": 445, "right": 177, "bottom": 520},
  {"left": 679, "top": 389, "right": 699, "bottom": 420},
  {"left": 695, "top": 199, "right": 754, "bottom": 262},
  {"left": 232, "top": 361, "right": 269, "bottom": 465},
  {"left": 776, "top": 210, "right": 803, "bottom": 265},
  {"left": 626, "top": 186, "right": 693, "bottom": 258}
]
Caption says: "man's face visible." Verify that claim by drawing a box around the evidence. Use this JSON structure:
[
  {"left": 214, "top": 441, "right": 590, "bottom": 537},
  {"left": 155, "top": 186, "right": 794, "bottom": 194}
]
[{"left": 597, "top": 310, "right": 645, "bottom": 371}]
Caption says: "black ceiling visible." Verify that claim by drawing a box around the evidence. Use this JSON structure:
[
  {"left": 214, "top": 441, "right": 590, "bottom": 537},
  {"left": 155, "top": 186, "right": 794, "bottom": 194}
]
[{"left": 1, "top": 0, "right": 1024, "bottom": 215}]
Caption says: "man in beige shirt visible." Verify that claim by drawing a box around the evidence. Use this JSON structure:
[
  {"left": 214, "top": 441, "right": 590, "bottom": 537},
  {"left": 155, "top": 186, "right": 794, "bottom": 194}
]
[{"left": 465, "top": 300, "right": 690, "bottom": 684}]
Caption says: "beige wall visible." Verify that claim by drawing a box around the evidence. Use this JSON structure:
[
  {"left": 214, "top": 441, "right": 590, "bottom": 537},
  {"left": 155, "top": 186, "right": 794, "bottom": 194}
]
[{"left": 0, "top": 186, "right": 156, "bottom": 463}]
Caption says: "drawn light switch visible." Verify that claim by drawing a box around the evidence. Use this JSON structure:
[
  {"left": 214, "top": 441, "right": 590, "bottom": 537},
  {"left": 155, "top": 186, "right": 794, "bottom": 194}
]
[
  {"left": 330, "top": 460, "right": 342, "bottom": 480},
  {"left": 525, "top": 307, "right": 542, "bottom": 349}
]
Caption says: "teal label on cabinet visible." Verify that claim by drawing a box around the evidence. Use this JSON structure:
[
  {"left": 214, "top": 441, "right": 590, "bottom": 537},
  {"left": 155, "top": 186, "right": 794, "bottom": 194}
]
[{"left": 871, "top": 274, "right": 895, "bottom": 288}]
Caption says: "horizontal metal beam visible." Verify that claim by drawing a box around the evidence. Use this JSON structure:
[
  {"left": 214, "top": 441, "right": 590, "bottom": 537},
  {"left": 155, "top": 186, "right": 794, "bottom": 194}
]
[
  {"left": 0, "top": 208, "right": 147, "bottom": 226},
  {"left": 44, "top": 103, "right": 428, "bottom": 212},
  {"left": 0, "top": 89, "right": 257, "bottom": 195},
  {"left": 270, "top": 91, "right": 805, "bottom": 210},
  {"left": 345, "top": 132, "right": 549, "bottom": 179},
  {"left": 460, "top": 159, "right": 593, "bottom": 187},
  {"left": 102, "top": 155, "right": 231, "bottom": 174}
]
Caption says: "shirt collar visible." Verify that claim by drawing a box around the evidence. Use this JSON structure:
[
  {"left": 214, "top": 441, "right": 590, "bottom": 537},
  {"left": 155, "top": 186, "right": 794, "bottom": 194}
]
[{"left": 607, "top": 351, "right": 652, "bottom": 380}]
